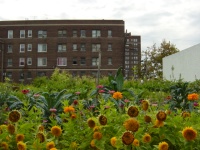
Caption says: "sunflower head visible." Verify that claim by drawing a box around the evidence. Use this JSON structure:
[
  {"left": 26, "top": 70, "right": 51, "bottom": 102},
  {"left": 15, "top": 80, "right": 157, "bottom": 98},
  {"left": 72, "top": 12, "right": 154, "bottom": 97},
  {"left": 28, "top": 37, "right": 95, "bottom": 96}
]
[
  {"left": 7, "top": 124, "right": 15, "bottom": 134},
  {"left": 1, "top": 142, "right": 9, "bottom": 150},
  {"left": 87, "top": 118, "right": 96, "bottom": 128},
  {"left": 51, "top": 126, "right": 62, "bottom": 137},
  {"left": 38, "top": 125, "right": 45, "bottom": 132},
  {"left": 156, "top": 111, "right": 167, "bottom": 121},
  {"left": 127, "top": 106, "right": 139, "bottom": 117},
  {"left": 158, "top": 141, "right": 169, "bottom": 150},
  {"left": 8, "top": 110, "right": 21, "bottom": 122},
  {"left": 144, "top": 115, "right": 152, "bottom": 123},
  {"left": 93, "top": 131, "right": 102, "bottom": 140},
  {"left": 142, "top": 133, "right": 151, "bottom": 143},
  {"left": 112, "top": 91, "right": 123, "bottom": 100},
  {"left": 133, "top": 139, "right": 140, "bottom": 147},
  {"left": 110, "top": 137, "right": 117, "bottom": 147},
  {"left": 90, "top": 139, "right": 96, "bottom": 148},
  {"left": 181, "top": 111, "right": 190, "bottom": 118},
  {"left": 98, "top": 115, "right": 107, "bottom": 125},
  {"left": 154, "top": 119, "right": 164, "bottom": 128},
  {"left": 123, "top": 118, "right": 139, "bottom": 132},
  {"left": 182, "top": 127, "right": 197, "bottom": 141},
  {"left": 17, "top": 141, "right": 26, "bottom": 150},
  {"left": 16, "top": 134, "right": 25, "bottom": 142},
  {"left": 93, "top": 126, "right": 101, "bottom": 132},
  {"left": 36, "top": 132, "right": 45, "bottom": 143},
  {"left": 46, "top": 141, "right": 55, "bottom": 150},
  {"left": 122, "top": 131, "right": 134, "bottom": 145},
  {"left": 141, "top": 100, "right": 149, "bottom": 111}
]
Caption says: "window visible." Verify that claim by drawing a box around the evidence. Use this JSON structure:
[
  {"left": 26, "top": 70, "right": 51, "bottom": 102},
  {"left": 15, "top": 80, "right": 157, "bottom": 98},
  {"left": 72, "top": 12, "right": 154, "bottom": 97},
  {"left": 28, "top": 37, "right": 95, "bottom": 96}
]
[
  {"left": 108, "top": 30, "right": 112, "bottom": 37},
  {"left": 134, "top": 61, "right": 138, "bottom": 64},
  {"left": 20, "top": 30, "right": 25, "bottom": 38},
  {"left": 28, "top": 30, "right": 32, "bottom": 37},
  {"left": 58, "top": 44, "right": 67, "bottom": 52},
  {"left": 92, "top": 58, "right": 99, "bottom": 66},
  {"left": 6, "top": 72, "right": 12, "bottom": 79},
  {"left": 37, "top": 72, "right": 46, "bottom": 77},
  {"left": 134, "top": 43, "right": 138, "bottom": 47},
  {"left": 92, "top": 30, "right": 101, "bottom": 37},
  {"left": 80, "top": 71, "right": 85, "bottom": 77},
  {"left": 73, "top": 44, "right": 77, "bottom": 51},
  {"left": 92, "top": 44, "right": 101, "bottom": 52},
  {"left": 38, "top": 30, "right": 47, "bottom": 38},
  {"left": 8, "top": 30, "right": 13, "bottom": 38},
  {"left": 108, "top": 44, "right": 112, "bottom": 51},
  {"left": 57, "top": 57, "right": 67, "bottom": 66},
  {"left": 19, "top": 58, "right": 25, "bottom": 66},
  {"left": 108, "top": 58, "right": 112, "bottom": 65},
  {"left": 125, "top": 61, "right": 129, "bottom": 64},
  {"left": 38, "top": 44, "right": 47, "bottom": 52},
  {"left": 8, "top": 44, "right": 13, "bottom": 53},
  {"left": 58, "top": 30, "right": 67, "bottom": 37},
  {"left": 27, "top": 44, "right": 32, "bottom": 51},
  {"left": 80, "top": 30, "right": 86, "bottom": 37},
  {"left": 73, "top": 30, "right": 77, "bottom": 37},
  {"left": 80, "top": 57, "right": 86, "bottom": 65},
  {"left": 27, "top": 71, "right": 32, "bottom": 79},
  {"left": 133, "top": 48, "right": 138, "bottom": 51},
  {"left": 19, "top": 72, "right": 24, "bottom": 80},
  {"left": 27, "top": 58, "right": 32, "bottom": 65},
  {"left": 133, "top": 39, "right": 138, "bottom": 42},
  {"left": 37, "top": 57, "right": 47, "bottom": 66},
  {"left": 80, "top": 44, "right": 86, "bottom": 51},
  {"left": 72, "top": 57, "right": 77, "bottom": 65},
  {"left": 7, "top": 59, "right": 12, "bottom": 66},
  {"left": 20, "top": 44, "right": 25, "bottom": 52}
]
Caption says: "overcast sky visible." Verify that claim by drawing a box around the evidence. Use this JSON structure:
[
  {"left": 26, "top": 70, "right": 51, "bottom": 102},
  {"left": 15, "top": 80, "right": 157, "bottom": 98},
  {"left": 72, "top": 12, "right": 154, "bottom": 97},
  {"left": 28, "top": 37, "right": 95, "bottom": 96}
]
[{"left": 0, "top": 0, "right": 199, "bottom": 52}]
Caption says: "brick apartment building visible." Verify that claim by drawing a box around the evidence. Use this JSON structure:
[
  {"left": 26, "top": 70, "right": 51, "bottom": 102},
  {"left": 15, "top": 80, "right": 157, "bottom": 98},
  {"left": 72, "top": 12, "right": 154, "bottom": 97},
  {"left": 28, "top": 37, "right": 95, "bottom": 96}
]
[{"left": 0, "top": 20, "right": 141, "bottom": 83}]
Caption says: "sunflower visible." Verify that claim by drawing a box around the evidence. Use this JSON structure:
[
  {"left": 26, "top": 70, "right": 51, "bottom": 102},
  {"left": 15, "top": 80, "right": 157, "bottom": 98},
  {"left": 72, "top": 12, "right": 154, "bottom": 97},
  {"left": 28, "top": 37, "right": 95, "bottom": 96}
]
[
  {"left": 122, "top": 131, "right": 134, "bottom": 145},
  {"left": 36, "top": 132, "right": 45, "bottom": 143},
  {"left": 46, "top": 141, "right": 55, "bottom": 150},
  {"left": 99, "top": 115, "right": 107, "bottom": 125},
  {"left": 133, "top": 139, "right": 139, "bottom": 147},
  {"left": 187, "top": 93, "right": 199, "bottom": 101},
  {"left": 93, "top": 126, "right": 101, "bottom": 132},
  {"left": 181, "top": 112, "right": 190, "bottom": 118},
  {"left": 90, "top": 139, "right": 96, "bottom": 148},
  {"left": 17, "top": 141, "right": 26, "bottom": 150},
  {"left": 144, "top": 115, "right": 152, "bottom": 123},
  {"left": 182, "top": 127, "right": 197, "bottom": 141},
  {"left": 51, "top": 126, "right": 62, "bottom": 137},
  {"left": 110, "top": 137, "right": 117, "bottom": 147},
  {"left": 63, "top": 106, "right": 75, "bottom": 113},
  {"left": 123, "top": 118, "right": 139, "bottom": 132},
  {"left": 112, "top": 91, "right": 123, "bottom": 100},
  {"left": 127, "top": 106, "right": 139, "bottom": 117},
  {"left": 165, "top": 110, "right": 171, "bottom": 115},
  {"left": 154, "top": 119, "right": 164, "bottom": 128},
  {"left": 38, "top": 125, "right": 45, "bottom": 132},
  {"left": 16, "top": 134, "right": 25, "bottom": 142},
  {"left": 158, "top": 141, "right": 169, "bottom": 150},
  {"left": 156, "top": 111, "right": 167, "bottom": 121},
  {"left": 141, "top": 100, "right": 149, "bottom": 111},
  {"left": 50, "top": 148, "right": 57, "bottom": 150},
  {"left": 8, "top": 110, "right": 21, "bottom": 122},
  {"left": 142, "top": 133, "right": 151, "bottom": 143},
  {"left": 1, "top": 142, "right": 9, "bottom": 150},
  {"left": 87, "top": 118, "right": 96, "bottom": 128},
  {"left": 7, "top": 124, "right": 15, "bottom": 134},
  {"left": 93, "top": 131, "right": 102, "bottom": 140}
]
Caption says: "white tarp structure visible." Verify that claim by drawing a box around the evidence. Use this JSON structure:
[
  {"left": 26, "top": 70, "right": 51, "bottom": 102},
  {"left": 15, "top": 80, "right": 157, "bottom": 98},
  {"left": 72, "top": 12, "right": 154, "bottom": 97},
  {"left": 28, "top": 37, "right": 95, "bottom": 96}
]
[{"left": 163, "top": 43, "right": 200, "bottom": 82}]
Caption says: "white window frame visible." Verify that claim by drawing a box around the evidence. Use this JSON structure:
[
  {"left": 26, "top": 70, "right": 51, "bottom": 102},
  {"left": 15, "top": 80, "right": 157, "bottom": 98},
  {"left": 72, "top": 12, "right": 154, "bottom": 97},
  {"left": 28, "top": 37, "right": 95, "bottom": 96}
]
[
  {"left": 108, "top": 58, "right": 112, "bottom": 65},
  {"left": 8, "top": 30, "right": 13, "bottom": 38},
  {"left": 38, "top": 44, "right": 47, "bottom": 52},
  {"left": 8, "top": 44, "right": 13, "bottom": 53},
  {"left": 92, "top": 57, "right": 99, "bottom": 66},
  {"left": 80, "top": 30, "right": 86, "bottom": 37},
  {"left": 57, "top": 57, "right": 67, "bottom": 66},
  {"left": 73, "top": 30, "right": 77, "bottom": 37},
  {"left": 28, "top": 30, "right": 32, "bottom": 37},
  {"left": 7, "top": 59, "right": 12, "bottom": 66},
  {"left": 27, "top": 44, "right": 32, "bottom": 51},
  {"left": 58, "top": 44, "right": 67, "bottom": 52},
  {"left": 80, "top": 44, "right": 86, "bottom": 51},
  {"left": 27, "top": 58, "right": 32, "bottom": 65},
  {"left": 92, "top": 44, "right": 101, "bottom": 52},
  {"left": 20, "top": 30, "right": 25, "bottom": 38},
  {"left": 108, "top": 30, "right": 112, "bottom": 37},
  {"left": 58, "top": 30, "right": 67, "bottom": 37},
  {"left": 20, "top": 44, "right": 25, "bottom": 53},
  {"left": 37, "top": 57, "right": 47, "bottom": 66},
  {"left": 38, "top": 30, "right": 47, "bottom": 38},
  {"left": 19, "top": 58, "right": 25, "bottom": 66},
  {"left": 108, "top": 44, "right": 112, "bottom": 51},
  {"left": 92, "top": 30, "right": 101, "bottom": 37},
  {"left": 73, "top": 44, "right": 77, "bottom": 51}
]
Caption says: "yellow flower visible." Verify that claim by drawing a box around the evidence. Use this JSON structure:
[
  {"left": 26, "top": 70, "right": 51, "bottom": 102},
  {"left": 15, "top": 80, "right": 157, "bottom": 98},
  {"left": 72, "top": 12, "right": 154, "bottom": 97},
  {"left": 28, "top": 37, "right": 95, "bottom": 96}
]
[
  {"left": 110, "top": 137, "right": 117, "bottom": 147},
  {"left": 1, "top": 142, "right": 9, "bottom": 150},
  {"left": 17, "top": 141, "right": 26, "bottom": 150},
  {"left": 7, "top": 124, "right": 15, "bottom": 134},
  {"left": 187, "top": 93, "right": 199, "bottom": 100},
  {"left": 46, "top": 141, "right": 55, "bottom": 150},
  {"left": 51, "top": 126, "right": 62, "bottom": 137},
  {"left": 158, "top": 141, "right": 169, "bottom": 150},
  {"left": 70, "top": 142, "right": 78, "bottom": 149},
  {"left": 112, "top": 91, "right": 123, "bottom": 100},
  {"left": 90, "top": 139, "right": 96, "bottom": 148},
  {"left": 127, "top": 106, "right": 139, "bottom": 117},
  {"left": 123, "top": 118, "right": 139, "bottom": 132},
  {"left": 50, "top": 148, "right": 57, "bottom": 150},
  {"left": 16, "top": 134, "right": 25, "bottom": 142},
  {"left": 154, "top": 119, "right": 164, "bottom": 128},
  {"left": 182, "top": 127, "right": 197, "bottom": 141},
  {"left": 8, "top": 110, "right": 21, "bottom": 122},
  {"left": 182, "top": 111, "right": 190, "bottom": 118},
  {"left": 64, "top": 106, "right": 75, "bottom": 113},
  {"left": 141, "top": 100, "right": 149, "bottom": 111},
  {"left": 156, "top": 111, "right": 167, "bottom": 121},
  {"left": 38, "top": 125, "right": 45, "bottom": 132},
  {"left": 144, "top": 115, "right": 152, "bottom": 123},
  {"left": 93, "top": 126, "right": 101, "bottom": 132},
  {"left": 87, "top": 118, "right": 96, "bottom": 128},
  {"left": 98, "top": 115, "right": 107, "bottom": 125},
  {"left": 122, "top": 131, "right": 134, "bottom": 145},
  {"left": 142, "top": 133, "right": 151, "bottom": 143},
  {"left": 133, "top": 139, "right": 139, "bottom": 146},
  {"left": 93, "top": 131, "right": 102, "bottom": 140},
  {"left": 36, "top": 132, "right": 45, "bottom": 143}
]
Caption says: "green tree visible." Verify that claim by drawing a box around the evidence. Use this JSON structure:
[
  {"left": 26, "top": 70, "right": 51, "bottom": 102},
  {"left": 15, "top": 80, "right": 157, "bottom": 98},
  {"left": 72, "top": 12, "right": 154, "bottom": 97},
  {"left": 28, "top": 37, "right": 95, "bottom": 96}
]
[{"left": 142, "top": 39, "right": 179, "bottom": 78}]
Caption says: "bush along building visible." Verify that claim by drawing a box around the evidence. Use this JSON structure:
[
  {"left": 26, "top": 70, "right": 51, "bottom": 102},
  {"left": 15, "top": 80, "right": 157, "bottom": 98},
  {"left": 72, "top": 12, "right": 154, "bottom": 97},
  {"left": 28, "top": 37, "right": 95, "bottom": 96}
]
[{"left": 0, "top": 20, "right": 141, "bottom": 83}]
